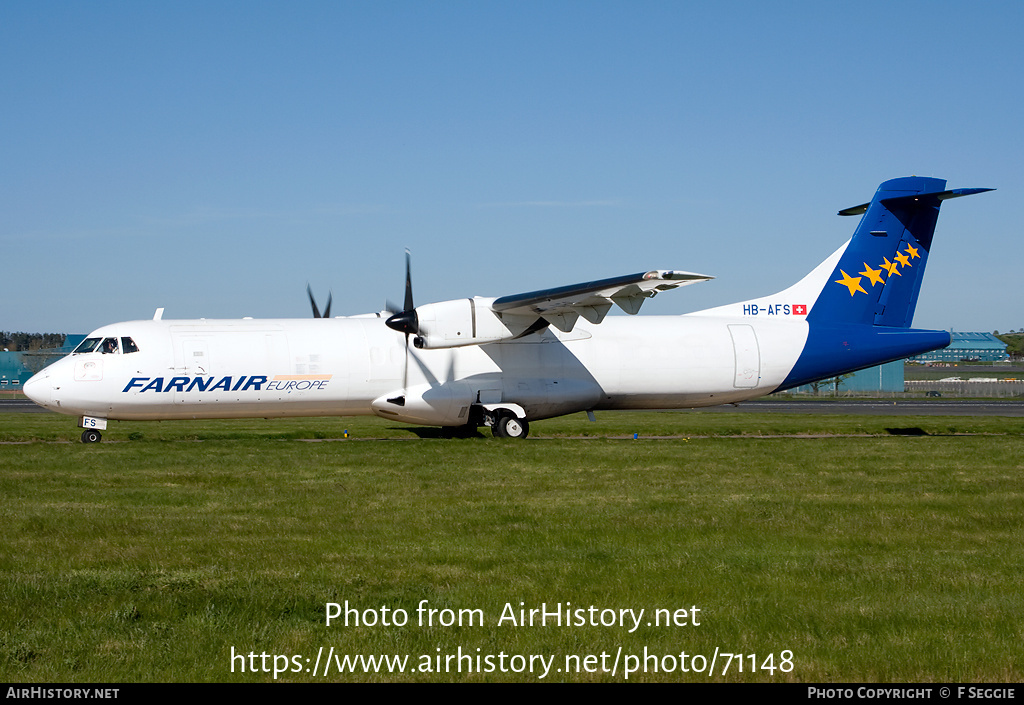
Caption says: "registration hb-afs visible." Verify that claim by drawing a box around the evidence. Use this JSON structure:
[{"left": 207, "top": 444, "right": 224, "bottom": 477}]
[{"left": 25, "top": 177, "right": 991, "bottom": 442}]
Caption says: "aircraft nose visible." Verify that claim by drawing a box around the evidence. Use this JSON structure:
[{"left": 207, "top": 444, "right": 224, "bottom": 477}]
[{"left": 23, "top": 370, "right": 53, "bottom": 407}]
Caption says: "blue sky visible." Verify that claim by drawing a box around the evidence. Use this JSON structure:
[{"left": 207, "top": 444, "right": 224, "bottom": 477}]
[{"left": 3, "top": 1, "right": 1021, "bottom": 334}]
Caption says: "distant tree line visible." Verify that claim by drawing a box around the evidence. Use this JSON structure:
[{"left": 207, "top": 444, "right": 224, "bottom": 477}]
[
  {"left": 0, "top": 332, "right": 67, "bottom": 352},
  {"left": 994, "top": 332, "right": 1024, "bottom": 361}
]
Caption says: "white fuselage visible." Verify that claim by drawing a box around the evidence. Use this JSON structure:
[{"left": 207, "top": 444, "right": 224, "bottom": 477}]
[{"left": 24, "top": 312, "right": 808, "bottom": 425}]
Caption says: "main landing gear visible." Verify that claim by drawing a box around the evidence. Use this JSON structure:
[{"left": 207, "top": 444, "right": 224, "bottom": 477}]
[
  {"left": 490, "top": 411, "right": 530, "bottom": 439},
  {"left": 464, "top": 404, "right": 531, "bottom": 439}
]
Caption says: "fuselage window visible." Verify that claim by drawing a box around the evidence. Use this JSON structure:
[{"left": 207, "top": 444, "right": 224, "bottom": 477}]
[
  {"left": 73, "top": 338, "right": 102, "bottom": 354},
  {"left": 121, "top": 337, "right": 139, "bottom": 354}
]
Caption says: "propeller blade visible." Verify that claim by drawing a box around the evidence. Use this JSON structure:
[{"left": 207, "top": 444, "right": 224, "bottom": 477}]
[
  {"left": 383, "top": 248, "right": 422, "bottom": 408},
  {"left": 323, "top": 291, "right": 332, "bottom": 319},
  {"left": 306, "top": 284, "right": 322, "bottom": 318},
  {"left": 386, "top": 249, "right": 420, "bottom": 336},
  {"left": 402, "top": 332, "right": 410, "bottom": 401},
  {"left": 403, "top": 249, "right": 414, "bottom": 313}
]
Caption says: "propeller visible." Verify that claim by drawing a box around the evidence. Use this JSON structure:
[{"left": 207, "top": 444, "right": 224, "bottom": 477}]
[
  {"left": 385, "top": 250, "right": 418, "bottom": 338},
  {"left": 307, "top": 285, "right": 332, "bottom": 319},
  {"left": 384, "top": 250, "right": 420, "bottom": 405},
  {"left": 381, "top": 250, "right": 458, "bottom": 411}
]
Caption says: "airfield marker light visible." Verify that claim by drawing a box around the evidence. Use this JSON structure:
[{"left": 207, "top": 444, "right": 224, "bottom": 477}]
[
  {"left": 633, "top": 433, "right": 638, "bottom": 440},
  {"left": 343, "top": 429, "right": 349, "bottom": 438}
]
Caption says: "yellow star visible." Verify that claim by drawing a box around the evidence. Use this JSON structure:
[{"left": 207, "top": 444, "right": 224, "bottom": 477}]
[
  {"left": 834, "top": 269, "right": 867, "bottom": 296},
  {"left": 880, "top": 257, "right": 902, "bottom": 277},
  {"left": 894, "top": 250, "right": 911, "bottom": 268},
  {"left": 904, "top": 243, "right": 920, "bottom": 260},
  {"left": 860, "top": 262, "right": 885, "bottom": 287}
]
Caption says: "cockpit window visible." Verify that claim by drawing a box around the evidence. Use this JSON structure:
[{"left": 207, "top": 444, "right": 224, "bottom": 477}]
[
  {"left": 73, "top": 338, "right": 102, "bottom": 354},
  {"left": 72, "top": 336, "right": 139, "bottom": 354}
]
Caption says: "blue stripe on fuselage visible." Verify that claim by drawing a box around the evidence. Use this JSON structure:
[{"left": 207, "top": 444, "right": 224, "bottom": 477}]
[{"left": 778, "top": 325, "right": 950, "bottom": 391}]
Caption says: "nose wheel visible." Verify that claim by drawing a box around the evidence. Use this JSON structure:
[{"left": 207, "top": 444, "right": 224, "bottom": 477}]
[{"left": 81, "top": 429, "right": 102, "bottom": 444}]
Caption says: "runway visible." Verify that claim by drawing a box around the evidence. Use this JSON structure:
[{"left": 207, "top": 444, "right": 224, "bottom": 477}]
[
  {"left": 684, "top": 398, "right": 1024, "bottom": 417},
  {"left": 1, "top": 400, "right": 49, "bottom": 413},
  {"left": 4, "top": 398, "right": 1023, "bottom": 416}
]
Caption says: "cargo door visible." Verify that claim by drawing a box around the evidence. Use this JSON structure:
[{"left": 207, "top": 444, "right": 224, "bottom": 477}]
[{"left": 728, "top": 324, "right": 760, "bottom": 388}]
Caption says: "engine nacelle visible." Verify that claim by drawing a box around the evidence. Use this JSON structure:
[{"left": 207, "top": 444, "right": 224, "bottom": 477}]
[
  {"left": 371, "top": 382, "right": 476, "bottom": 426},
  {"left": 413, "top": 298, "right": 536, "bottom": 349}
]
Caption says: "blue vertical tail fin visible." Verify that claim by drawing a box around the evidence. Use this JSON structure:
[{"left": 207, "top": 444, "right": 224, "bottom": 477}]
[
  {"left": 809, "top": 176, "right": 992, "bottom": 328},
  {"left": 776, "top": 176, "right": 992, "bottom": 390}
]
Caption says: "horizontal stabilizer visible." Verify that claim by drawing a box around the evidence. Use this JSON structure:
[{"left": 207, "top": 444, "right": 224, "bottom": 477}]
[{"left": 838, "top": 187, "right": 994, "bottom": 216}]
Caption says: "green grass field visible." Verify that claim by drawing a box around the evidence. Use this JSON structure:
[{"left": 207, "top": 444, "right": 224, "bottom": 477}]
[{"left": 2, "top": 411, "right": 1023, "bottom": 682}]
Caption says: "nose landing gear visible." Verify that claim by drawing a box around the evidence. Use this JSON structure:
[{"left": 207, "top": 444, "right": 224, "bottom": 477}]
[{"left": 78, "top": 416, "right": 107, "bottom": 443}]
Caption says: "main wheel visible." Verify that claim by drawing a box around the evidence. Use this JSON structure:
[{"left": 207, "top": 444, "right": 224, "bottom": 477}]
[
  {"left": 81, "top": 429, "right": 102, "bottom": 444},
  {"left": 493, "top": 413, "right": 529, "bottom": 439}
]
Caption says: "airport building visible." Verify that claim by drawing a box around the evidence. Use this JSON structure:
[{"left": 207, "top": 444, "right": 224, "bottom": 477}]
[
  {"left": 908, "top": 331, "right": 1008, "bottom": 363},
  {"left": 787, "top": 360, "right": 904, "bottom": 395},
  {"left": 0, "top": 335, "right": 85, "bottom": 391}
]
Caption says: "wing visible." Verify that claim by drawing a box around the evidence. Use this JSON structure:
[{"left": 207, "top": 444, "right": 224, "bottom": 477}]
[{"left": 491, "top": 270, "right": 713, "bottom": 332}]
